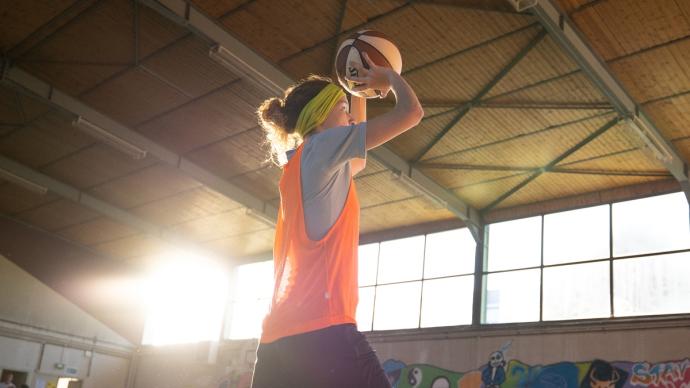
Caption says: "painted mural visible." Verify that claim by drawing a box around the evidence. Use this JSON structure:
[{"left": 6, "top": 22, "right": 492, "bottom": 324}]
[
  {"left": 207, "top": 339, "right": 690, "bottom": 388},
  {"left": 382, "top": 343, "right": 690, "bottom": 388}
]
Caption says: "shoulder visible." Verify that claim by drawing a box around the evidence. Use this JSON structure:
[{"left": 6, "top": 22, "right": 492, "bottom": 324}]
[{"left": 311, "top": 122, "right": 366, "bottom": 143}]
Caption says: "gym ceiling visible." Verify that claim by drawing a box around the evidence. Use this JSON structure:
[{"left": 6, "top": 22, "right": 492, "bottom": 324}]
[{"left": 0, "top": 0, "right": 688, "bottom": 342}]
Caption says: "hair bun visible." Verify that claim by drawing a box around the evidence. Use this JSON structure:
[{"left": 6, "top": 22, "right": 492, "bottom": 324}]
[{"left": 259, "top": 97, "right": 287, "bottom": 131}]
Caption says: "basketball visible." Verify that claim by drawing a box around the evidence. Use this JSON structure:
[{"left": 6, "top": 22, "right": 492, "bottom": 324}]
[{"left": 335, "top": 30, "right": 403, "bottom": 98}]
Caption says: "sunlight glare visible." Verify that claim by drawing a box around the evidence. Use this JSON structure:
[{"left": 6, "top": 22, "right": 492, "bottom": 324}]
[{"left": 142, "top": 250, "right": 229, "bottom": 346}]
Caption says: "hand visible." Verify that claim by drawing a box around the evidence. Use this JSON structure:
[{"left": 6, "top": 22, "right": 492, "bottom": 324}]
[{"left": 345, "top": 52, "right": 393, "bottom": 99}]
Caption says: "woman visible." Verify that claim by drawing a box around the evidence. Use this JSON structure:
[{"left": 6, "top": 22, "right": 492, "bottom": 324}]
[{"left": 253, "top": 53, "right": 423, "bottom": 388}]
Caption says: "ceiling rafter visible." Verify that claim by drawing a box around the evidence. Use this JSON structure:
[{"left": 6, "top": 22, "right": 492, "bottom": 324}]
[
  {"left": 421, "top": 163, "right": 671, "bottom": 178},
  {"left": 413, "top": 0, "right": 523, "bottom": 14},
  {"left": 379, "top": 100, "right": 612, "bottom": 110},
  {"left": 7, "top": 0, "right": 102, "bottom": 59},
  {"left": 139, "top": 0, "right": 483, "bottom": 239},
  {"left": 0, "top": 64, "right": 278, "bottom": 226},
  {"left": 441, "top": 145, "right": 647, "bottom": 192},
  {"left": 0, "top": 154, "right": 202, "bottom": 253},
  {"left": 277, "top": 1, "right": 416, "bottom": 65},
  {"left": 411, "top": 29, "right": 547, "bottom": 163},
  {"left": 482, "top": 116, "right": 621, "bottom": 211},
  {"left": 419, "top": 109, "right": 614, "bottom": 165},
  {"left": 403, "top": 22, "right": 539, "bottom": 76},
  {"left": 507, "top": 0, "right": 690, "bottom": 201}
]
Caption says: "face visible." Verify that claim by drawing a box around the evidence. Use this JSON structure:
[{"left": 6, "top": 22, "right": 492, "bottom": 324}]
[{"left": 313, "top": 96, "right": 354, "bottom": 133}]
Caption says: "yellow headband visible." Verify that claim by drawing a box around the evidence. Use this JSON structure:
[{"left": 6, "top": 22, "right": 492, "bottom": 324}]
[{"left": 294, "top": 83, "right": 346, "bottom": 138}]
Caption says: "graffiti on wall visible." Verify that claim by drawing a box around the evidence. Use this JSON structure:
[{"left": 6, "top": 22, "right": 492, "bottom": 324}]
[{"left": 382, "top": 343, "right": 690, "bottom": 388}]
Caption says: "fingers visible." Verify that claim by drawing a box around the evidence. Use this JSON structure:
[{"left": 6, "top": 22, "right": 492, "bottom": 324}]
[
  {"left": 345, "top": 75, "right": 368, "bottom": 84},
  {"left": 348, "top": 61, "right": 369, "bottom": 77},
  {"left": 349, "top": 84, "right": 370, "bottom": 93},
  {"left": 362, "top": 52, "right": 371, "bottom": 64}
]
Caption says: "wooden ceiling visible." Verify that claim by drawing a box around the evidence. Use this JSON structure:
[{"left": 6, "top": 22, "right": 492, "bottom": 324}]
[{"left": 0, "top": 0, "right": 688, "bottom": 341}]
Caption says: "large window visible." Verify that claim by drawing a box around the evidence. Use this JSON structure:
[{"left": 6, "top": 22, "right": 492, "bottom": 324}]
[
  {"left": 225, "top": 260, "right": 273, "bottom": 340},
  {"left": 224, "top": 192, "right": 689, "bottom": 339},
  {"left": 358, "top": 228, "right": 477, "bottom": 332},
  {"left": 483, "top": 192, "right": 690, "bottom": 324}
]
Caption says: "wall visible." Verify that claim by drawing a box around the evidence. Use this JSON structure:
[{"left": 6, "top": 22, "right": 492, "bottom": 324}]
[
  {"left": 132, "top": 318, "right": 690, "bottom": 388},
  {"left": 0, "top": 254, "right": 134, "bottom": 387},
  {"left": 371, "top": 321, "right": 690, "bottom": 387}
]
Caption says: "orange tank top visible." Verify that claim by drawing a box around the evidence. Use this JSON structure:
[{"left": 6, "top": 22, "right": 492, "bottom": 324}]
[{"left": 260, "top": 144, "right": 360, "bottom": 344}]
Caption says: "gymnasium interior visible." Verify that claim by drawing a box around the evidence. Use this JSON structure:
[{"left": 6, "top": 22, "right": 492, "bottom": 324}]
[{"left": 1, "top": 0, "right": 689, "bottom": 387}]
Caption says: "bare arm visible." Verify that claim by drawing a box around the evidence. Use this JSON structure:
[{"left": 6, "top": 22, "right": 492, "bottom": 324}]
[
  {"left": 347, "top": 52, "right": 424, "bottom": 150},
  {"left": 349, "top": 95, "right": 367, "bottom": 175}
]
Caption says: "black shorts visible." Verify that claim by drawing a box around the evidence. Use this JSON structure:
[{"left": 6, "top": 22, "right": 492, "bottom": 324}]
[{"left": 251, "top": 324, "right": 392, "bottom": 388}]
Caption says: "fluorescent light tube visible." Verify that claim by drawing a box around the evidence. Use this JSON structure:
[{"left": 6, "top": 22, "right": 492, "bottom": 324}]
[
  {"left": 245, "top": 208, "right": 276, "bottom": 227},
  {"left": 507, "top": 0, "right": 538, "bottom": 12},
  {"left": 628, "top": 116, "right": 674, "bottom": 164},
  {"left": 72, "top": 117, "right": 147, "bottom": 160},
  {"left": 209, "top": 45, "right": 282, "bottom": 95},
  {"left": 0, "top": 168, "right": 48, "bottom": 195}
]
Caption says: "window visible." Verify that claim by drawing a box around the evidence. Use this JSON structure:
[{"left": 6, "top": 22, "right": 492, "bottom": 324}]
[
  {"left": 487, "top": 216, "right": 541, "bottom": 271},
  {"left": 421, "top": 276, "right": 473, "bottom": 327},
  {"left": 484, "top": 217, "right": 541, "bottom": 324},
  {"left": 359, "top": 228, "right": 476, "bottom": 332},
  {"left": 543, "top": 205, "right": 609, "bottom": 265},
  {"left": 612, "top": 192, "right": 690, "bottom": 257},
  {"left": 483, "top": 191, "right": 690, "bottom": 325},
  {"left": 424, "top": 228, "right": 475, "bottom": 278},
  {"left": 373, "top": 282, "right": 422, "bottom": 330},
  {"left": 377, "top": 235, "right": 425, "bottom": 284},
  {"left": 614, "top": 251, "right": 690, "bottom": 316},
  {"left": 359, "top": 243, "right": 379, "bottom": 287},
  {"left": 357, "top": 286, "right": 376, "bottom": 331},
  {"left": 484, "top": 269, "right": 540, "bottom": 323},
  {"left": 543, "top": 262, "right": 610, "bottom": 320},
  {"left": 221, "top": 192, "right": 689, "bottom": 340},
  {"left": 225, "top": 260, "right": 273, "bottom": 340}
]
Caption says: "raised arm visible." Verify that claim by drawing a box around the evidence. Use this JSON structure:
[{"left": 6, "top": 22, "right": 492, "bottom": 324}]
[
  {"left": 349, "top": 95, "right": 367, "bottom": 175},
  {"left": 347, "top": 52, "right": 424, "bottom": 150}
]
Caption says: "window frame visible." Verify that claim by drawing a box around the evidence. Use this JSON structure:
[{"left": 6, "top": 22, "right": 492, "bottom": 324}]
[{"left": 223, "top": 191, "right": 690, "bottom": 341}]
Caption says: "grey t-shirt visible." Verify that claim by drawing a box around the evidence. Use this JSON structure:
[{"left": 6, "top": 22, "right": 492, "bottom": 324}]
[{"left": 286, "top": 122, "right": 367, "bottom": 240}]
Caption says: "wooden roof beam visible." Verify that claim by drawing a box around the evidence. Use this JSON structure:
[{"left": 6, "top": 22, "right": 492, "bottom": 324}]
[
  {"left": 0, "top": 61, "right": 278, "bottom": 227},
  {"left": 140, "top": 0, "right": 484, "bottom": 239},
  {"left": 0, "top": 154, "right": 207, "bottom": 255},
  {"left": 506, "top": 0, "right": 690, "bottom": 202}
]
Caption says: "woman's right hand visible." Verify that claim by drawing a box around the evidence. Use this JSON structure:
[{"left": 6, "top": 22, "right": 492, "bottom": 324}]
[
  {"left": 348, "top": 53, "right": 424, "bottom": 151},
  {"left": 345, "top": 52, "right": 393, "bottom": 98}
]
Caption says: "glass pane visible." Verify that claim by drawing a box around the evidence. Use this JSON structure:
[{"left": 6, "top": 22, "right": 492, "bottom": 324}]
[
  {"left": 484, "top": 269, "right": 540, "bottom": 324},
  {"left": 613, "top": 192, "right": 690, "bottom": 257},
  {"left": 377, "top": 235, "right": 425, "bottom": 284},
  {"left": 373, "top": 281, "right": 422, "bottom": 330},
  {"left": 359, "top": 243, "right": 379, "bottom": 286},
  {"left": 614, "top": 252, "right": 690, "bottom": 317},
  {"left": 227, "top": 299, "right": 269, "bottom": 339},
  {"left": 487, "top": 217, "right": 542, "bottom": 271},
  {"left": 235, "top": 260, "right": 274, "bottom": 300},
  {"left": 356, "top": 286, "right": 375, "bottom": 331},
  {"left": 421, "top": 276, "right": 473, "bottom": 328},
  {"left": 544, "top": 205, "right": 610, "bottom": 265},
  {"left": 424, "top": 228, "right": 476, "bottom": 278},
  {"left": 543, "top": 262, "right": 610, "bottom": 320}
]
